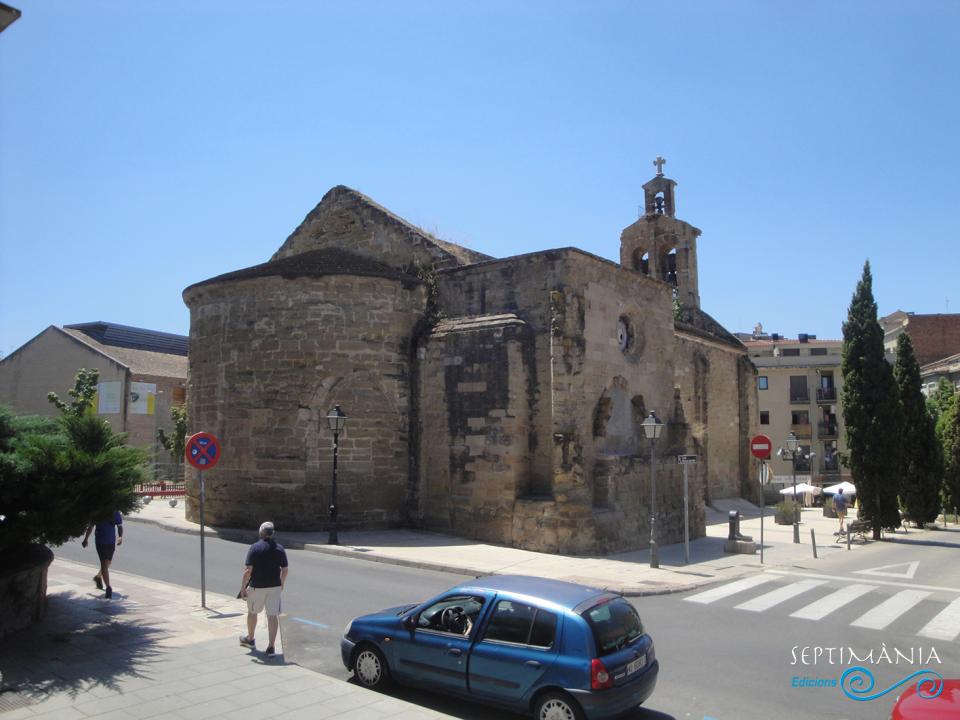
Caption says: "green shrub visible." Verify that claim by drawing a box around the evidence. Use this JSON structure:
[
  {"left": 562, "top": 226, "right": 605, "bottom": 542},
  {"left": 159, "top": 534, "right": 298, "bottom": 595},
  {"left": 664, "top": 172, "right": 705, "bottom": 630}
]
[
  {"left": 775, "top": 499, "right": 798, "bottom": 516},
  {"left": 0, "top": 398, "right": 145, "bottom": 559}
]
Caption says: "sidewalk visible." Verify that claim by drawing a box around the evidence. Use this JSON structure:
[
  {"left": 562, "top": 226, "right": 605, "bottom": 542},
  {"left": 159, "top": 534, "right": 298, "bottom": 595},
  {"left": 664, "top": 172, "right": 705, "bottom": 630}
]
[
  {"left": 0, "top": 560, "right": 455, "bottom": 720},
  {"left": 127, "top": 497, "right": 902, "bottom": 596}
]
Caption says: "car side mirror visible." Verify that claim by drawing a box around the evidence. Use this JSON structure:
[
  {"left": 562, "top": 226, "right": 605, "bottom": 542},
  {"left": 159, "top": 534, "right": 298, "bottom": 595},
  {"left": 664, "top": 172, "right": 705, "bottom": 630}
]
[{"left": 403, "top": 615, "right": 416, "bottom": 630}]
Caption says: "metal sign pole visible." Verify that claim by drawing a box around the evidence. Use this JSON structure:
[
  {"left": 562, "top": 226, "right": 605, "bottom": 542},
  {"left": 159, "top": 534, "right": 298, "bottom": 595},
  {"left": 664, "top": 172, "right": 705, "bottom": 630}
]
[
  {"left": 760, "top": 461, "right": 765, "bottom": 565},
  {"left": 683, "top": 462, "right": 690, "bottom": 564},
  {"left": 200, "top": 470, "right": 206, "bottom": 609}
]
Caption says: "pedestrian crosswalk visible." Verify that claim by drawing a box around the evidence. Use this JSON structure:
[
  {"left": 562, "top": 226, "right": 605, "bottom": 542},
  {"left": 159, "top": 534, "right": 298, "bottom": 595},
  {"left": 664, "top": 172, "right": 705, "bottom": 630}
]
[{"left": 684, "top": 573, "right": 960, "bottom": 641}]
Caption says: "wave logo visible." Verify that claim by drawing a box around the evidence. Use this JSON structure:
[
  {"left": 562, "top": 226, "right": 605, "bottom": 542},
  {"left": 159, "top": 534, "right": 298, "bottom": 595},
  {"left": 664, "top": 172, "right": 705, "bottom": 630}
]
[{"left": 840, "top": 666, "right": 944, "bottom": 702}]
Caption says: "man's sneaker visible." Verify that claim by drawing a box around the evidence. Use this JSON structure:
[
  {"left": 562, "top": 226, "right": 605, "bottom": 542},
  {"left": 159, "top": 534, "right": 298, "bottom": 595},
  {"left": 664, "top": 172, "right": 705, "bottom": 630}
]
[
  {"left": 104, "top": 587, "right": 113, "bottom": 599},
  {"left": 265, "top": 646, "right": 275, "bottom": 656},
  {"left": 239, "top": 636, "right": 255, "bottom": 649},
  {"left": 93, "top": 575, "right": 103, "bottom": 590}
]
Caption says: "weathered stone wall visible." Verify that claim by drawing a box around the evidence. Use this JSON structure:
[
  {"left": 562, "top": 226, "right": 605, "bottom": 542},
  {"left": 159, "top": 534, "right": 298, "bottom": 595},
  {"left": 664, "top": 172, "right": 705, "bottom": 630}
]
[
  {"left": 417, "top": 315, "right": 533, "bottom": 543},
  {"left": 272, "top": 186, "right": 490, "bottom": 270},
  {"left": 673, "top": 331, "right": 756, "bottom": 503},
  {"left": 431, "top": 249, "right": 704, "bottom": 554},
  {"left": 183, "top": 274, "right": 427, "bottom": 530}
]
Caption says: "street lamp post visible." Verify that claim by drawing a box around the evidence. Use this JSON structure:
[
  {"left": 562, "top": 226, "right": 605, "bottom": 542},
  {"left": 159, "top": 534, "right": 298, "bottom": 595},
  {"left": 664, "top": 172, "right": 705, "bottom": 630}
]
[
  {"left": 785, "top": 432, "right": 800, "bottom": 544},
  {"left": 326, "top": 404, "right": 348, "bottom": 545},
  {"left": 642, "top": 411, "right": 664, "bottom": 569}
]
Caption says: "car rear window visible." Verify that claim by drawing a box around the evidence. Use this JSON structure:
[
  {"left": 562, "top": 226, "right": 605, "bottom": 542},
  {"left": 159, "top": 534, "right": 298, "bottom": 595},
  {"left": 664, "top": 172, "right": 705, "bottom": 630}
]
[
  {"left": 482, "top": 600, "right": 558, "bottom": 648},
  {"left": 582, "top": 598, "right": 644, "bottom": 656}
]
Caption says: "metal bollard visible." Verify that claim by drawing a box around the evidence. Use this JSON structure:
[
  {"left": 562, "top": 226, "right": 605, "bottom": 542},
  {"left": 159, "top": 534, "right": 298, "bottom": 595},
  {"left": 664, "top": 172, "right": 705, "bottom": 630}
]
[
  {"left": 728, "top": 511, "right": 739, "bottom": 540},
  {"left": 945, "top": 508, "right": 948, "bottom": 529},
  {"left": 810, "top": 528, "right": 818, "bottom": 559},
  {"left": 955, "top": 507, "right": 958, "bottom": 525},
  {"left": 847, "top": 529, "right": 851, "bottom": 550}
]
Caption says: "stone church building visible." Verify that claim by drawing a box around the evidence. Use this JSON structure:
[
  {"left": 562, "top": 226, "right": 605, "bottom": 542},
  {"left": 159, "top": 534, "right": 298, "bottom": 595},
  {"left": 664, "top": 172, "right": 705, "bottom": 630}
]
[{"left": 183, "top": 166, "right": 757, "bottom": 555}]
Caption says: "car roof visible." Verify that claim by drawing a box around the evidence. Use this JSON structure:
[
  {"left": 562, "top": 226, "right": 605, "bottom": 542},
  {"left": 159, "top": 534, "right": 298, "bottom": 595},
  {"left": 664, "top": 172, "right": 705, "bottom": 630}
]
[{"left": 451, "top": 575, "right": 616, "bottom": 611}]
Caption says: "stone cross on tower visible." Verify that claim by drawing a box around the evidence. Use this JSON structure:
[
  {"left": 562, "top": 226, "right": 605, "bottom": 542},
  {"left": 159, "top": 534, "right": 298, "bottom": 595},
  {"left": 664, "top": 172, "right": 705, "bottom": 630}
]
[{"left": 653, "top": 155, "right": 666, "bottom": 176}]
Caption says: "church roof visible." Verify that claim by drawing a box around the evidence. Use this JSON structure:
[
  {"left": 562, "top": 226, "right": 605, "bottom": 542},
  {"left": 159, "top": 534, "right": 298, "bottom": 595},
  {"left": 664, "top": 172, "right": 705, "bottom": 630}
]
[
  {"left": 184, "top": 247, "right": 423, "bottom": 292},
  {"left": 61, "top": 327, "right": 189, "bottom": 378},
  {"left": 64, "top": 321, "right": 189, "bottom": 356}
]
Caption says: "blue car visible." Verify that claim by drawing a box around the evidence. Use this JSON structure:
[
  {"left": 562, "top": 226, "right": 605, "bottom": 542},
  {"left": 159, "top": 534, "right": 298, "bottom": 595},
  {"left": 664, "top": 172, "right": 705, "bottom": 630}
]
[{"left": 341, "top": 575, "right": 658, "bottom": 720}]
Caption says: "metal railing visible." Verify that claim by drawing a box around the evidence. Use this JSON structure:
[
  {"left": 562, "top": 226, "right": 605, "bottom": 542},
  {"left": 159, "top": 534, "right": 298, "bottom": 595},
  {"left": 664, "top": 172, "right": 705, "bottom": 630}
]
[
  {"left": 817, "top": 387, "right": 837, "bottom": 403},
  {"left": 817, "top": 422, "right": 838, "bottom": 438}
]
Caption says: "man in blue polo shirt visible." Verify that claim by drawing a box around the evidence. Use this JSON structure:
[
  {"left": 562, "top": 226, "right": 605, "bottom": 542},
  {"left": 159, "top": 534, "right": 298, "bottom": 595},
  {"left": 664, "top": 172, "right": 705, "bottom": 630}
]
[
  {"left": 81, "top": 511, "right": 123, "bottom": 599},
  {"left": 238, "top": 521, "right": 289, "bottom": 656}
]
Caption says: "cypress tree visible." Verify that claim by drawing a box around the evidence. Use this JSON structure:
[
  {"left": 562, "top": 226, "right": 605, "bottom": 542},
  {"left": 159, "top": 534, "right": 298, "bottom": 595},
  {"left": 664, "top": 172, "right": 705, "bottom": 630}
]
[
  {"left": 893, "top": 333, "right": 941, "bottom": 526},
  {"left": 942, "top": 393, "right": 960, "bottom": 513},
  {"left": 841, "top": 261, "right": 903, "bottom": 538}
]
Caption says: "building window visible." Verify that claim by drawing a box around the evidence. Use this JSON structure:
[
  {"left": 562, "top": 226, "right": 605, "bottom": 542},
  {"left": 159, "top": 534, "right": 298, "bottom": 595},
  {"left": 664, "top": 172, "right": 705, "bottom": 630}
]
[
  {"left": 758, "top": 376, "right": 768, "bottom": 390},
  {"left": 760, "top": 411, "right": 770, "bottom": 425},
  {"left": 790, "top": 376, "right": 809, "bottom": 402},
  {"left": 617, "top": 316, "right": 632, "bottom": 353},
  {"left": 810, "top": 347, "right": 827, "bottom": 356},
  {"left": 792, "top": 410, "right": 809, "bottom": 425},
  {"left": 782, "top": 348, "right": 801, "bottom": 357}
]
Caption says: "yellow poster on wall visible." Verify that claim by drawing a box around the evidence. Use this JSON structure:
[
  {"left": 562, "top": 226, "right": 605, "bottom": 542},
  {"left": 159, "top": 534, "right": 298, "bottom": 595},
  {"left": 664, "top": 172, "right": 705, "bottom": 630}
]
[{"left": 129, "top": 382, "right": 157, "bottom": 415}]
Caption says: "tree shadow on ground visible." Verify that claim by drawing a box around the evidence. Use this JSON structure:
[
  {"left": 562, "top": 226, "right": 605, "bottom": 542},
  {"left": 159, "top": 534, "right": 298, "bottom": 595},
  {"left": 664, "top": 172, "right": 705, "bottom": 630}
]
[{"left": 0, "top": 588, "right": 167, "bottom": 704}]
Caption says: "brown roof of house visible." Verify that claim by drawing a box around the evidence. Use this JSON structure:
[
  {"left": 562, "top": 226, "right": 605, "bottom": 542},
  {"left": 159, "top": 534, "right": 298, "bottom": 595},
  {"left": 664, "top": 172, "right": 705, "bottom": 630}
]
[{"left": 62, "top": 328, "right": 188, "bottom": 379}]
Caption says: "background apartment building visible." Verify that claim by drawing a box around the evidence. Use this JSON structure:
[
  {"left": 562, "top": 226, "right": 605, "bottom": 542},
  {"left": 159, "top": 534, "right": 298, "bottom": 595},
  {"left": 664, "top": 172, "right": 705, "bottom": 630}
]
[
  {"left": 739, "top": 327, "right": 850, "bottom": 495},
  {"left": 881, "top": 310, "right": 960, "bottom": 395}
]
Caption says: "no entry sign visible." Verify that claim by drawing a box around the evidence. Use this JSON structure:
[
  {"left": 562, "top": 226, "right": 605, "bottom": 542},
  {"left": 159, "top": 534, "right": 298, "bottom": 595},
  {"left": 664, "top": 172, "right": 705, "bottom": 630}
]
[
  {"left": 186, "top": 432, "right": 221, "bottom": 470},
  {"left": 750, "top": 434, "right": 773, "bottom": 460}
]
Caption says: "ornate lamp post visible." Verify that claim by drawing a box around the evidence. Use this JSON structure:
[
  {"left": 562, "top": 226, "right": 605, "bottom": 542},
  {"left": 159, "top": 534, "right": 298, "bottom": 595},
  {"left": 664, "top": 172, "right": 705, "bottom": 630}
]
[
  {"left": 784, "top": 432, "right": 801, "bottom": 544},
  {"left": 326, "top": 404, "right": 348, "bottom": 545},
  {"left": 642, "top": 411, "right": 664, "bottom": 568}
]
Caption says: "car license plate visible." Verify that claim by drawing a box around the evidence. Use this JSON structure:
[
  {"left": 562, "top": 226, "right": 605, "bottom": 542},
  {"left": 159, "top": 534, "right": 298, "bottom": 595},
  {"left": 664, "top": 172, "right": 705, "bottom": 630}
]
[{"left": 626, "top": 656, "right": 646, "bottom": 675}]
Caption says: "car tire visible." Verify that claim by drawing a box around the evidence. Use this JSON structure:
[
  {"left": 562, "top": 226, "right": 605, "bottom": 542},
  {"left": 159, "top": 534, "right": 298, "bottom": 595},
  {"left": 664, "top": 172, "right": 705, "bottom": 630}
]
[
  {"left": 353, "top": 644, "right": 390, "bottom": 689},
  {"left": 533, "top": 690, "right": 585, "bottom": 720}
]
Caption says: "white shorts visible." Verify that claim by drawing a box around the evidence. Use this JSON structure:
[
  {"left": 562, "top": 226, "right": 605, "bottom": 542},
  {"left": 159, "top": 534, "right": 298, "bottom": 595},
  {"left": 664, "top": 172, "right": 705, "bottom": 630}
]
[{"left": 246, "top": 586, "right": 282, "bottom": 615}]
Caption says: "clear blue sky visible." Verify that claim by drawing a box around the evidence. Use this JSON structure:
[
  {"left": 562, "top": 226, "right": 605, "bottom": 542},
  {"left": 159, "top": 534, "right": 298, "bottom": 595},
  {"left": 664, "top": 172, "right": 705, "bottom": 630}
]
[{"left": 2, "top": 1, "right": 958, "bottom": 356}]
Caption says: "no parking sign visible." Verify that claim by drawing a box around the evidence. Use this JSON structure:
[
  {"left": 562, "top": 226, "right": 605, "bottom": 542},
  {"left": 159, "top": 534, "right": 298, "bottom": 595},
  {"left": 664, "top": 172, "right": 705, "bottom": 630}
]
[
  {"left": 185, "top": 432, "right": 220, "bottom": 470},
  {"left": 185, "top": 431, "right": 221, "bottom": 610}
]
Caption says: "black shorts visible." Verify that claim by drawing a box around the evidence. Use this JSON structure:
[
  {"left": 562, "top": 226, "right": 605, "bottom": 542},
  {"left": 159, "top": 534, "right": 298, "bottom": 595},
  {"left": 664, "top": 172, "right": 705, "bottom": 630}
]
[{"left": 95, "top": 543, "right": 116, "bottom": 562}]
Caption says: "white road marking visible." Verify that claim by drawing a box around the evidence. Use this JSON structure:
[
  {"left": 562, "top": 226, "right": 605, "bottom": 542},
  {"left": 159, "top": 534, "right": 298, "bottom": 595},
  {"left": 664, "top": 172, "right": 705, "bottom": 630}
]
[
  {"left": 917, "top": 597, "right": 960, "bottom": 641},
  {"left": 850, "top": 590, "right": 931, "bottom": 630},
  {"left": 765, "top": 569, "right": 960, "bottom": 594},
  {"left": 735, "top": 579, "right": 827, "bottom": 612},
  {"left": 790, "top": 583, "right": 878, "bottom": 620},
  {"left": 684, "top": 574, "right": 776, "bottom": 604},
  {"left": 853, "top": 561, "right": 920, "bottom": 579}
]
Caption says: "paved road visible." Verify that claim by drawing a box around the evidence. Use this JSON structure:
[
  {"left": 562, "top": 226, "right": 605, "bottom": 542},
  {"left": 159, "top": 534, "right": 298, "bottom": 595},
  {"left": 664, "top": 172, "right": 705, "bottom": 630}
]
[{"left": 56, "top": 523, "right": 960, "bottom": 720}]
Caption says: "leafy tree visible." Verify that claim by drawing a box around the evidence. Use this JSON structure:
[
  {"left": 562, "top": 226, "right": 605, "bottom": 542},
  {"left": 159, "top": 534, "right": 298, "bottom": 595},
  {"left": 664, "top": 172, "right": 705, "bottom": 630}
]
[
  {"left": 47, "top": 367, "right": 99, "bottom": 416},
  {"left": 927, "top": 378, "right": 956, "bottom": 429},
  {"left": 0, "top": 368, "right": 146, "bottom": 558},
  {"left": 841, "top": 261, "right": 903, "bottom": 538},
  {"left": 893, "top": 333, "right": 941, "bottom": 526},
  {"left": 942, "top": 393, "right": 960, "bottom": 513},
  {"left": 157, "top": 404, "right": 187, "bottom": 481}
]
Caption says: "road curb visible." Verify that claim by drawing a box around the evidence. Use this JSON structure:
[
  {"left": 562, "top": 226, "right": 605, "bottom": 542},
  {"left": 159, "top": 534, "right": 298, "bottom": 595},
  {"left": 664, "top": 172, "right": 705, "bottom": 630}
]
[{"left": 125, "top": 513, "right": 728, "bottom": 597}]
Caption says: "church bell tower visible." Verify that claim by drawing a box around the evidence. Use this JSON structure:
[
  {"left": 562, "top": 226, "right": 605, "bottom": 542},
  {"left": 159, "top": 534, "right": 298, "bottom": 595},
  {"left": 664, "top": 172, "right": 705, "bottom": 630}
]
[{"left": 620, "top": 156, "right": 702, "bottom": 310}]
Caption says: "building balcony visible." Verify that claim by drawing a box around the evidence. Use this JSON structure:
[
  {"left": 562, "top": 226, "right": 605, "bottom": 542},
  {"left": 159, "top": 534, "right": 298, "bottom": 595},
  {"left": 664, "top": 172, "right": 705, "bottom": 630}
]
[
  {"left": 821, "top": 457, "right": 842, "bottom": 474},
  {"left": 817, "top": 422, "right": 838, "bottom": 438},
  {"left": 817, "top": 387, "right": 837, "bottom": 403},
  {"left": 791, "top": 423, "right": 812, "bottom": 438},
  {"left": 790, "top": 393, "right": 810, "bottom": 404}
]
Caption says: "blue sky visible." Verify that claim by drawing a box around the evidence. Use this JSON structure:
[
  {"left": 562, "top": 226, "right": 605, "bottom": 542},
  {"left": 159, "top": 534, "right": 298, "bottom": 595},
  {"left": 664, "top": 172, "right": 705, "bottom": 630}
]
[{"left": 1, "top": 1, "right": 958, "bottom": 356}]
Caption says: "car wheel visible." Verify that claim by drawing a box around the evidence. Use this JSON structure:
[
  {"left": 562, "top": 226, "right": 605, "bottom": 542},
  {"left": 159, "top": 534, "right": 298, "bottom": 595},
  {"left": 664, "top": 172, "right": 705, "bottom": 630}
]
[
  {"left": 353, "top": 644, "right": 390, "bottom": 689},
  {"left": 534, "top": 691, "right": 585, "bottom": 720}
]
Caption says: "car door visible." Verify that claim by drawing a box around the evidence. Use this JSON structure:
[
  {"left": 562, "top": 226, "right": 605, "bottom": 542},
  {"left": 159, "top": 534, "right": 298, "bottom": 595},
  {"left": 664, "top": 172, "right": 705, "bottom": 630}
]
[
  {"left": 396, "top": 594, "right": 486, "bottom": 696},
  {"left": 468, "top": 597, "right": 561, "bottom": 708}
]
